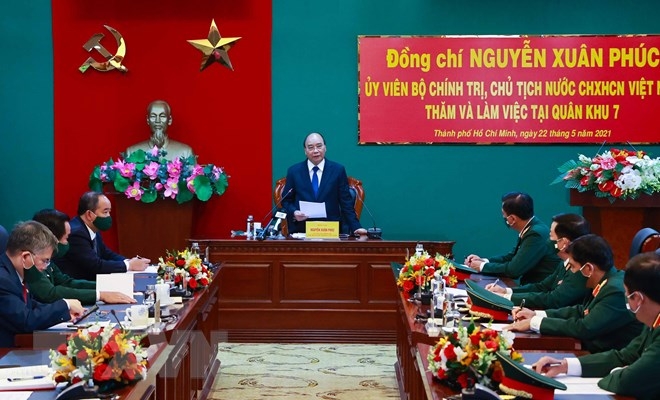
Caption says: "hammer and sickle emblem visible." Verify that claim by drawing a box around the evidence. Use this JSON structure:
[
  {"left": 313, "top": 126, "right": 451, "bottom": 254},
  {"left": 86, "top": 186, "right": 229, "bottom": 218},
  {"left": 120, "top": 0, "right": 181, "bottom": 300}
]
[{"left": 79, "top": 25, "right": 128, "bottom": 73}]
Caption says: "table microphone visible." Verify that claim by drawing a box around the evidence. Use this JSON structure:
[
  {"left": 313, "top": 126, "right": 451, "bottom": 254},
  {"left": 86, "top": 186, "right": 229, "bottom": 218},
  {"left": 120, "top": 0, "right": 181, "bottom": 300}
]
[
  {"left": 110, "top": 309, "right": 125, "bottom": 330},
  {"left": 355, "top": 195, "right": 382, "bottom": 239},
  {"left": 257, "top": 188, "right": 293, "bottom": 240}
]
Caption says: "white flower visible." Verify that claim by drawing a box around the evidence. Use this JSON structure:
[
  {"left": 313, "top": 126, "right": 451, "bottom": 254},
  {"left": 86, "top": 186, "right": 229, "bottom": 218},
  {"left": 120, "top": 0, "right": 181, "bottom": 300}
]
[
  {"left": 500, "top": 330, "right": 515, "bottom": 347},
  {"left": 617, "top": 169, "right": 642, "bottom": 191}
]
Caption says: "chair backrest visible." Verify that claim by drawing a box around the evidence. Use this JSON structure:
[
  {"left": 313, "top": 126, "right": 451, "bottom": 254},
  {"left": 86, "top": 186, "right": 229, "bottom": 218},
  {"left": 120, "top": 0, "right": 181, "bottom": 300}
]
[
  {"left": 0, "top": 225, "right": 8, "bottom": 254},
  {"left": 273, "top": 176, "right": 365, "bottom": 236},
  {"left": 629, "top": 227, "right": 660, "bottom": 259}
]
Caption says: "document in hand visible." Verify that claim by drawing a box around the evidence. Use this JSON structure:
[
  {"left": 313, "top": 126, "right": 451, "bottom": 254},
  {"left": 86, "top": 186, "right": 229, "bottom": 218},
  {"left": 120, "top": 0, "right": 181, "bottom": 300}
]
[{"left": 0, "top": 364, "right": 55, "bottom": 391}]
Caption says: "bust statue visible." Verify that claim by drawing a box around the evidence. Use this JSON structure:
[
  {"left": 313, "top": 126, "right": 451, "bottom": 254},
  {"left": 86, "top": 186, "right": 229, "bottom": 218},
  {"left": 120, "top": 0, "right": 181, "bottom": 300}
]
[{"left": 126, "top": 100, "right": 194, "bottom": 160}]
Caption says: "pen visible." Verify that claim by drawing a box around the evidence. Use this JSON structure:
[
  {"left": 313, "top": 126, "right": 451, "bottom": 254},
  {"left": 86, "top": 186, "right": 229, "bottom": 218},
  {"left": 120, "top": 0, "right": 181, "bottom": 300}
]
[
  {"left": 493, "top": 278, "right": 500, "bottom": 287},
  {"left": 515, "top": 299, "right": 525, "bottom": 321},
  {"left": 7, "top": 375, "right": 45, "bottom": 382}
]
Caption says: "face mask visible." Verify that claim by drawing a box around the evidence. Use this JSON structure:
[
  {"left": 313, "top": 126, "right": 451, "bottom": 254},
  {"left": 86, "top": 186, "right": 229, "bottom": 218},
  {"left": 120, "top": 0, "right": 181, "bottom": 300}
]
[
  {"left": 57, "top": 242, "right": 70, "bottom": 257},
  {"left": 503, "top": 217, "right": 510, "bottom": 228},
  {"left": 93, "top": 215, "right": 113, "bottom": 231},
  {"left": 22, "top": 253, "right": 36, "bottom": 270},
  {"left": 626, "top": 292, "right": 642, "bottom": 314}
]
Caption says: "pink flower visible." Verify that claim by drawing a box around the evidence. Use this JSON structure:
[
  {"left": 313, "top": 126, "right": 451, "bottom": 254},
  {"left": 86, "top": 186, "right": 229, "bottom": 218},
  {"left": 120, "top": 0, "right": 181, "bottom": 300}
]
[
  {"left": 186, "top": 176, "right": 196, "bottom": 193},
  {"left": 150, "top": 146, "right": 159, "bottom": 157},
  {"left": 125, "top": 182, "right": 143, "bottom": 201},
  {"left": 191, "top": 164, "right": 204, "bottom": 177},
  {"left": 114, "top": 160, "right": 136, "bottom": 178},
  {"left": 599, "top": 157, "right": 617, "bottom": 170},
  {"left": 143, "top": 161, "right": 160, "bottom": 180},
  {"left": 155, "top": 182, "right": 163, "bottom": 190},
  {"left": 167, "top": 159, "right": 183, "bottom": 179},
  {"left": 212, "top": 166, "right": 221, "bottom": 181},
  {"left": 164, "top": 178, "right": 179, "bottom": 199}
]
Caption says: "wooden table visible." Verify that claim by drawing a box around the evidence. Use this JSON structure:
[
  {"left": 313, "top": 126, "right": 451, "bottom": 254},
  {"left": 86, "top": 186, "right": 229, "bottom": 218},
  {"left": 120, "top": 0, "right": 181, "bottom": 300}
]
[
  {"left": 413, "top": 343, "right": 631, "bottom": 400},
  {"left": 14, "top": 268, "right": 221, "bottom": 400},
  {"left": 193, "top": 238, "right": 454, "bottom": 343},
  {"left": 395, "top": 274, "right": 581, "bottom": 400}
]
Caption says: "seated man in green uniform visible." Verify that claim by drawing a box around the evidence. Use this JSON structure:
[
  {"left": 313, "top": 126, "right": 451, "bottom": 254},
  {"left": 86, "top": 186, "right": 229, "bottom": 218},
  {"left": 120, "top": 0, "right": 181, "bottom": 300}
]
[
  {"left": 505, "top": 234, "right": 643, "bottom": 353},
  {"left": 486, "top": 213, "right": 590, "bottom": 309},
  {"left": 24, "top": 209, "right": 136, "bottom": 305},
  {"left": 464, "top": 192, "right": 561, "bottom": 284},
  {"left": 533, "top": 251, "right": 660, "bottom": 400}
]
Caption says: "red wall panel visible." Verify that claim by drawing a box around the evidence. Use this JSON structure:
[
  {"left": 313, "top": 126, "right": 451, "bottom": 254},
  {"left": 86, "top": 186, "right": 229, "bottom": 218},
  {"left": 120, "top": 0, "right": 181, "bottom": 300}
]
[{"left": 52, "top": 0, "right": 272, "bottom": 249}]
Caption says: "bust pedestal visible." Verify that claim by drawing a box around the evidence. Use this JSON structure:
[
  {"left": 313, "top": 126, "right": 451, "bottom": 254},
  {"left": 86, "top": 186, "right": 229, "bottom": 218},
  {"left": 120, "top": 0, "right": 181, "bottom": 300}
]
[
  {"left": 106, "top": 189, "right": 194, "bottom": 262},
  {"left": 570, "top": 190, "right": 660, "bottom": 269}
]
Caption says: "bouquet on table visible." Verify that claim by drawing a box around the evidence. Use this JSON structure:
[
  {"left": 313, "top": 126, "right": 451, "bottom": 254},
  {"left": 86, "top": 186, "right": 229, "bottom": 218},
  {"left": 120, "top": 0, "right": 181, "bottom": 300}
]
[
  {"left": 49, "top": 325, "right": 147, "bottom": 392},
  {"left": 552, "top": 147, "right": 660, "bottom": 202},
  {"left": 157, "top": 248, "right": 212, "bottom": 290},
  {"left": 396, "top": 251, "right": 458, "bottom": 295},
  {"left": 427, "top": 322, "right": 523, "bottom": 391}
]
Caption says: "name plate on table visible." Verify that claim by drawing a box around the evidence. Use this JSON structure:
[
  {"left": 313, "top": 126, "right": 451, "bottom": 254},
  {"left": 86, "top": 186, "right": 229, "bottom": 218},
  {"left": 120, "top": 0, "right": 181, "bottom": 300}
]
[{"left": 306, "top": 221, "right": 339, "bottom": 239}]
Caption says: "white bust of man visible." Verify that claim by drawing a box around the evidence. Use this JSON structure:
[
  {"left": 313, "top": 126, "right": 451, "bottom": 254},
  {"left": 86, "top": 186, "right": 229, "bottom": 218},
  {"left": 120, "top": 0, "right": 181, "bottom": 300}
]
[{"left": 126, "top": 100, "right": 194, "bottom": 160}]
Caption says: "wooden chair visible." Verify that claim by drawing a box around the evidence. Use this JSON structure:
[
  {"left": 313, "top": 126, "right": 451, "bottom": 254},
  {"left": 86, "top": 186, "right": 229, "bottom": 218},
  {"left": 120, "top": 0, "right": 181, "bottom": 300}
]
[
  {"left": 273, "top": 176, "right": 365, "bottom": 236},
  {"left": 629, "top": 227, "right": 660, "bottom": 259}
]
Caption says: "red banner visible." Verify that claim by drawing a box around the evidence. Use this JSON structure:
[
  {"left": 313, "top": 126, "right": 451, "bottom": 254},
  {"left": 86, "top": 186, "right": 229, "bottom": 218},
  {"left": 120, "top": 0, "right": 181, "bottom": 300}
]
[{"left": 358, "top": 35, "right": 660, "bottom": 144}]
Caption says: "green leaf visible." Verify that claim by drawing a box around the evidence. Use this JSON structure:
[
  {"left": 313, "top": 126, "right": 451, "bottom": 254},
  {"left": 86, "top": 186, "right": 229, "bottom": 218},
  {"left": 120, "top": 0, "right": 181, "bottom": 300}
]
[
  {"left": 113, "top": 175, "right": 130, "bottom": 192},
  {"left": 550, "top": 173, "right": 567, "bottom": 185},
  {"left": 193, "top": 175, "right": 213, "bottom": 201},
  {"left": 176, "top": 185, "right": 194, "bottom": 204},
  {"left": 556, "top": 159, "right": 578, "bottom": 173},
  {"left": 125, "top": 150, "right": 147, "bottom": 163},
  {"left": 141, "top": 189, "right": 157, "bottom": 203},
  {"left": 215, "top": 174, "right": 229, "bottom": 195}
]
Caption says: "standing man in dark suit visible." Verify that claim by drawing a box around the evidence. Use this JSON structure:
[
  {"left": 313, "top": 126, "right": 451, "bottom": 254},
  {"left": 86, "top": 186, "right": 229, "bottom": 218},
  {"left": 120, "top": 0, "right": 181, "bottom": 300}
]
[
  {"left": 53, "top": 191, "right": 150, "bottom": 281},
  {"left": 281, "top": 132, "right": 367, "bottom": 236},
  {"left": 533, "top": 251, "right": 660, "bottom": 400},
  {"left": 0, "top": 221, "right": 84, "bottom": 347},
  {"left": 464, "top": 192, "right": 560, "bottom": 284}
]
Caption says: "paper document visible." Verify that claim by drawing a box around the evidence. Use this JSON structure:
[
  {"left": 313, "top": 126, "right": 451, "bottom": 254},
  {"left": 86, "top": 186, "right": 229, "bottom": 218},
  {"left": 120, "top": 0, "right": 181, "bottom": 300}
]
[
  {"left": 446, "top": 287, "right": 467, "bottom": 298},
  {"left": 96, "top": 273, "right": 134, "bottom": 298},
  {"left": 127, "top": 265, "right": 159, "bottom": 274},
  {"left": 481, "top": 323, "right": 510, "bottom": 332},
  {"left": 299, "top": 201, "right": 327, "bottom": 218},
  {"left": 0, "top": 365, "right": 55, "bottom": 391},
  {"left": 553, "top": 375, "right": 615, "bottom": 395}
]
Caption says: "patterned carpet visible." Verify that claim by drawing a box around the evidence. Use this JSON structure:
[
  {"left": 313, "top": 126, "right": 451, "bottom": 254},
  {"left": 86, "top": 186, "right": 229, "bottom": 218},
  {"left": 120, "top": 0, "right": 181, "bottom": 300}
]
[{"left": 209, "top": 343, "right": 400, "bottom": 400}]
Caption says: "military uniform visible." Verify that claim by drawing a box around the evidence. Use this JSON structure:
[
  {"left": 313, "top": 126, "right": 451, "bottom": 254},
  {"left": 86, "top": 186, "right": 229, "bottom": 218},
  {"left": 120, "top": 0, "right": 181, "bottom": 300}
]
[
  {"left": 540, "top": 268, "right": 643, "bottom": 353},
  {"left": 510, "top": 260, "right": 589, "bottom": 309},
  {"left": 482, "top": 218, "right": 561, "bottom": 285},
  {"left": 24, "top": 262, "right": 97, "bottom": 305},
  {"left": 578, "top": 314, "right": 660, "bottom": 400}
]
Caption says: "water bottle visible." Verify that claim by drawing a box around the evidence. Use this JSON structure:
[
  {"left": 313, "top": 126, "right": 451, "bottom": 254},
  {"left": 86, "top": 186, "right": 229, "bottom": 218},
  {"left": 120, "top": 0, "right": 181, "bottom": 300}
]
[
  {"left": 190, "top": 242, "right": 200, "bottom": 255},
  {"left": 246, "top": 215, "right": 254, "bottom": 240}
]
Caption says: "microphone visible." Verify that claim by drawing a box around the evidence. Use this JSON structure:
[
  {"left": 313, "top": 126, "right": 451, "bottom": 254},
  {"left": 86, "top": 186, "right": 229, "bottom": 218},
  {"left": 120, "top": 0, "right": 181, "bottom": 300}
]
[
  {"left": 256, "top": 188, "right": 293, "bottom": 240},
  {"left": 110, "top": 309, "right": 125, "bottom": 330},
  {"left": 355, "top": 195, "right": 382, "bottom": 239}
]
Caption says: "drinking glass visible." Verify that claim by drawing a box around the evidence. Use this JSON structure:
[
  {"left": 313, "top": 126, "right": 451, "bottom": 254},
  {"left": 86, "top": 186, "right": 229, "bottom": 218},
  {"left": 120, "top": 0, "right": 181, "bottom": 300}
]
[{"left": 143, "top": 284, "right": 156, "bottom": 307}]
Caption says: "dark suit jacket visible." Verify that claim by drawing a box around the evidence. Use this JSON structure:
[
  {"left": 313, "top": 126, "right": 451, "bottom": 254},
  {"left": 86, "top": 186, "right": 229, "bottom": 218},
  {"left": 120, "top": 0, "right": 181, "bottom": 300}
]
[
  {"left": 24, "top": 262, "right": 97, "bottom": 305},
  {"left": 579, "top": 326, "right": 660, "bottom": 399},
  {"left": 0, "top": 254, "right": 70, "bottom": 347},
  {"left": 482, "top": 217, "right": 560, "bottom": 284},
  {"left": 53, "top": 216, "right": 126, "bottom": 281},
  {"left": 510, "top": 260, "right": 589, "bottom": 309},
  {"left": 281, "top": 159, "right": 361, "bottom": 234},
  {"left": 541, "top": 268, "right": 643, "bottom": 353}
]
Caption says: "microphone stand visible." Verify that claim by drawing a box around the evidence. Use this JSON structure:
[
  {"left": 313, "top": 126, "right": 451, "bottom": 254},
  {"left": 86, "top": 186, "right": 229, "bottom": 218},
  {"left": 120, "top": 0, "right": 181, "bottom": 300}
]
[{"left": 355, "top": 195, "right": 382, "bottom": 239}]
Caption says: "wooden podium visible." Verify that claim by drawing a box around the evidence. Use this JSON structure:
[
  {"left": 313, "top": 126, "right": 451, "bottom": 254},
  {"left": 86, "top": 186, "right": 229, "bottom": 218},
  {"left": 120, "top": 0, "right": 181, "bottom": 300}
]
[
  {"left": 107, "top": 191, "right": 194, "bottom": 262},
  {"left": 570, "top": 190, "right": 660, "bottom": 269}
]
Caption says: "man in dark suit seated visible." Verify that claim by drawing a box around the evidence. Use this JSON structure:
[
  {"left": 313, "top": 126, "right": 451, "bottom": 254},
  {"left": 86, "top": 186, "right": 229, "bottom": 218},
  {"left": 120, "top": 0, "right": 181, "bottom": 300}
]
[
  {"left": 533, "top": 251, "right": 660, "bottom": 400},
  {"left": 486, "top": 213, "right": 590, "bottom": 309},
  {"left": 281, "top": 132, "right": 367, "bottom": 236},
  {"left": 53, "top": 191, "right": 150, "bottom": 281},
  {"left": 464, "top": 192, "right": 561, "bottom": 284},
  {"left": 506, "top": 234, "right": 643, "bottom": 353},
  {"left": 25, "top": 209, "right": 136, "bottom": 305},
  {"left": 0, "top": 221, "right": 84, "bottom": 347}
]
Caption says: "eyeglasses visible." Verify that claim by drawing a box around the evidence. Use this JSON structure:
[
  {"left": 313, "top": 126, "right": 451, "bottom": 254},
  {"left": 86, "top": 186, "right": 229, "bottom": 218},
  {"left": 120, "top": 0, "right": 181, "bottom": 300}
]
[
  {"left": 30, "top": 253, "right": 51, "bottom": 267},
  {"left": 626, "top": 291, "right": 643, "bottom": 301}
]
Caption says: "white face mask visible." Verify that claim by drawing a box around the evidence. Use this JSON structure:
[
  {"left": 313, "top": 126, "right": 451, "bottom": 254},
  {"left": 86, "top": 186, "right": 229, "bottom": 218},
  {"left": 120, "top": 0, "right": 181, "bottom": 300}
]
[{"left": 626, "top": 292, "right": 642, "bottom": 314}]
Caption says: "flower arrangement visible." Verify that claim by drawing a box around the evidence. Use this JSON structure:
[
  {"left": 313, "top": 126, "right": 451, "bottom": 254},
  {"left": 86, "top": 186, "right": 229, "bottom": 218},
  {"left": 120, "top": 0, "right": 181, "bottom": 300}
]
[
  {"left": 49, "top": 325, "right": 147, "bottom": 392},
  {"left": 89, "top": 147, "right": 229, "bottom": 204},
  {"left": 396, "top": 251, "right": 458, "bottom": 294},
  {"left": 157, "top": 248, "right": 212, "bottom": 290},
  {"left": 552, "top": 147, "right": 660, "bottom": 202},
  {"left": 427, "top": 322, "right": 522, "bottom": 391}
]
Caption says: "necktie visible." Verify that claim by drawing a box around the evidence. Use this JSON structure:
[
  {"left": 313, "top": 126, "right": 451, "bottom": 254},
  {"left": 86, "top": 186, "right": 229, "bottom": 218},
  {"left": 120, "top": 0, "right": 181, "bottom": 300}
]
[
  {"left": 93, "top": 236, "right": 99, "bottom": 255},
  {"left": 311, "top": 166, "right": 319, "bottom": 198},
  {"left": 22, "top": 283, "right": 28, "bottom": 303}
]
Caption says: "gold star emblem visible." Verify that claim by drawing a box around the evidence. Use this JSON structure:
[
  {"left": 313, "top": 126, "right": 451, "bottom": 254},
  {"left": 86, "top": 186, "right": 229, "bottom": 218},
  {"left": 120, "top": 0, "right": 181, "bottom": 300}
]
[{"left": 187, "top": 19, "right": 241, "bottom": 72}]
